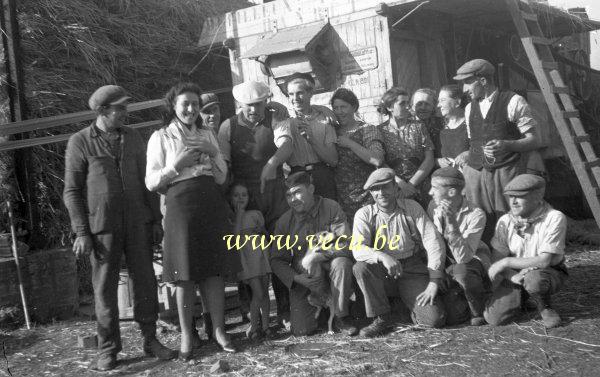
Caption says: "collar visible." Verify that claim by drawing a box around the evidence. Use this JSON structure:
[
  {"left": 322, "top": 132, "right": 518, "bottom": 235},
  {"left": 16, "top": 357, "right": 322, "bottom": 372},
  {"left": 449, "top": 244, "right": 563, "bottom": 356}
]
[
  {"left": 292, "top": 195, "right": 323, "bottom": 221},
  {"left": 163, "top": 119, "right": 199, "bottom": 140},
  {"left": 237, "top": 112, "right": 263, "bottom": 129},
  {"left": 480, "top": 89, "right": 498, "bottom": 104},
  {"left": 372, "top": 197, "right": 407, "bottom": 216},
  {"left": 508, "top": 201, "right": 549, "bottom": 237},
  {"left": 90, "top": 121, "right": 126, "bottom": 138},
  {"left": 293, "top": 106, "right": 316, "bottom": 120}
]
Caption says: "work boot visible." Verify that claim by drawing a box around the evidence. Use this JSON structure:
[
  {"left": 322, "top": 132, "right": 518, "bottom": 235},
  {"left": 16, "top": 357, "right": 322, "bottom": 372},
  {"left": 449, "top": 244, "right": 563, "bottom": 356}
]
[
  {"left": 335, "top": 316, "right": 359, "bottom": 336},
  {"left": 96, "top": 353, "right": 117, "bottom": 371},
  {"left": 359, "top": 314, "right": 394, "bottom": 338},
  {"left": 143, "top": 337, "right": 177, "bottom": 360},
  {"left": 531, "top": 294, "right": 561, "bottom": 328}
]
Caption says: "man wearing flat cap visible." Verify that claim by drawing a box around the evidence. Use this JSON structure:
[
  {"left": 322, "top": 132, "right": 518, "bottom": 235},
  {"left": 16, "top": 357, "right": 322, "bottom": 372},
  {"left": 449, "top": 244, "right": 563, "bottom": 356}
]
[
  {"left": 427, "top": 167, "right": 491, "bottom": 326},
  {"left": 63, "top": 85, "right": 175, "bottom": 370},
  {"left": 217, "top": 80, "right": 294, "bottom": 324},
  {"left": 485, "top": 174, "right": 567, "bottom": 328},
  {"left": 199, "top": 92, "right": 221, "bottom": 135},
  {"left": 285, "top": 72, "right": 338, "bottom": 200},
  {"left": 270, "top": 172, "right": 357, "bottom": 336},
  {"left": 454, "top": 58, "right": 539, "bottom": 243},
  {"left": 352, "top": 168, "right": 455, "bottom": 337}
]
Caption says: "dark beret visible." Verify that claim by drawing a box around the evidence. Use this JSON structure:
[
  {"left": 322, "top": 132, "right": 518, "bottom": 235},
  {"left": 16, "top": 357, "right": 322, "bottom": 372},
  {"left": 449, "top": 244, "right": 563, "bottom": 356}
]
[
  {"left": 364, "top": 168, "right": 395, "bottom": 191},
  {"left": 285, "top": 171, "right": 312, "bottom": 189},
  {"left": 431, "top": 167, "right": 465, "bottom": 186},
  {"left": 453, "top": 59, "right": 495, "bottom": 81},
  {"left": 88, "top": 85, "right": 131, "bottom": 110},
  {"left": 504, "top": 174, "right": 546, "bottom": 196}
]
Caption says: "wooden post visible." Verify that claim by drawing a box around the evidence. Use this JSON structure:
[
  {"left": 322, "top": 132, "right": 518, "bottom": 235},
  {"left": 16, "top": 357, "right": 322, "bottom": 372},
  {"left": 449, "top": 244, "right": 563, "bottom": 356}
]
[{"left": 0, "top": 0, "right": 40, "bottom": 246}]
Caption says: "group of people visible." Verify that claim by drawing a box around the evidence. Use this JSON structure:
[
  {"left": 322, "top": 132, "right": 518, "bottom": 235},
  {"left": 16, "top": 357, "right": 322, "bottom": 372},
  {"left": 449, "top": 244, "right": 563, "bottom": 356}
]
[{"left": 62, "top": 58, "right": 568, "bottom": 371}]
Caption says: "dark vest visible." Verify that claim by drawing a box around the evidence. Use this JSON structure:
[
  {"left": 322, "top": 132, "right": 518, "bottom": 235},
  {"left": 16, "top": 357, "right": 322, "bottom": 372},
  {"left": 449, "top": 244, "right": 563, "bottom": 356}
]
[
  {"left": 440, "top": 121, "right": 469, "bottom": 159},
  {"left": 229, "top": 113, "right": 282, "bottom": 183},
  {"left": 468, "top": 91, "right": 521, "bottom": 170}
]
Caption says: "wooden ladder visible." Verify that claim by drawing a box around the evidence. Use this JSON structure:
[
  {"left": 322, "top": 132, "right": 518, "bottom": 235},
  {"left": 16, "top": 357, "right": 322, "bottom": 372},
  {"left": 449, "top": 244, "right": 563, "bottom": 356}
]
[{"left": 505, "top": 0, "right": 600, "bottom": 227}]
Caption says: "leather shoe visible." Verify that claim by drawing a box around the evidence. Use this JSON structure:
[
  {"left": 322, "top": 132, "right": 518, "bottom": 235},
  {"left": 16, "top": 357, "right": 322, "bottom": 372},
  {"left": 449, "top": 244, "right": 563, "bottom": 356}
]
[
  {"left": 178, "top": 350, "right": 195, "bottom": 362},
  {"left": 143, "top": 337, "right": 177, "bottom": 360},
  {"left": 96, "top": 353, "right": 117, "bottom": 371},
  {"left": 359, "top": 314, "right": 394, "bottom": 338}
]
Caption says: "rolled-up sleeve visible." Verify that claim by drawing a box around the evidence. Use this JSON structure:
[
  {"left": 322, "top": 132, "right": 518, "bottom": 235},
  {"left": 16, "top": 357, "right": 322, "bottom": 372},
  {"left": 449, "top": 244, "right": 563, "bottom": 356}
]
[
  {"left": 538, "top": 211, "right": 566, "bottom": 256},
  {"left": 508, "top": 94, "right": 536, "bottom": 135},
  {"left": 490, "top": 215, "right": 511, "bottom": 259},
  {"left": 273, "top": 118, "right": 293, "bottom": 148},
  {"left": 408, "top": 201, "right": 445, "bottom": 279},
  {"left": 63, "top": 134, "right": 90, "bottom": 237},
  {"left": 145, "top": 131, "right": 178, "bottom": 192}
]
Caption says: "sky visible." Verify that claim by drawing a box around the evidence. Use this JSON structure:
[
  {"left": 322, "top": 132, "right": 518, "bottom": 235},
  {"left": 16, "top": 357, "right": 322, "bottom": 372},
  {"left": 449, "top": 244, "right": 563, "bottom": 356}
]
[{"left": 548, "top": 0, "right": 600, "bottom": 69}]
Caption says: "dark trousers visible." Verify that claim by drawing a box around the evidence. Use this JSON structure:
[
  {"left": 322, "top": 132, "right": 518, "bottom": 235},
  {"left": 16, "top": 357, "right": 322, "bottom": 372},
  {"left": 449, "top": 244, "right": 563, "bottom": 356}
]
[
  {"left": 484, "top": 267, "right": 566, "bottom": 326},
  {"left": 353, "top": 255, "right": 447, "bottom": 328},
  {"left": 90, "top": 221, "right": 158, "bottom": 356},
  {"left": 446, "top": 259, "right": 489, "bottom": 318},
  {"left": 463, "top": 160, "right": 524, "bottom": 243}
]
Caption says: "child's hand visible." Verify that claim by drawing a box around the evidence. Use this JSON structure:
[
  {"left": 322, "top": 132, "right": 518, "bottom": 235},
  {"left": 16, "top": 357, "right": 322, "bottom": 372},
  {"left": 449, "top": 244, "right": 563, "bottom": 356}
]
[{"left": 234, "top": 202, "right": 245, "bottom": 216}]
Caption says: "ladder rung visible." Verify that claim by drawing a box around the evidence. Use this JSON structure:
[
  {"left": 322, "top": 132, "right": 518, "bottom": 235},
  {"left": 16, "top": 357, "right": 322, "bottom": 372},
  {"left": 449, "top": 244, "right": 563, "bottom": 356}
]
[
  {"left": 551, "top": 86, "right": 569, "bottom": 94},
  {"left": 563, "top": 110, "right": 580, "bottom": 119},
  {"left": 521, "top": 12, "right": 538, "bottom": 21},
  {"left": 584, "top": 159, "right": 600, "bottom": 169},
  {"left": 574, "top": 135, "right": 591, "bottom": 143},
  {"left": 541, "top": 61, "right": 559, "bottom": 70},
  {"left": 530, "top": 36, "right": 551, "bottom": 45}
]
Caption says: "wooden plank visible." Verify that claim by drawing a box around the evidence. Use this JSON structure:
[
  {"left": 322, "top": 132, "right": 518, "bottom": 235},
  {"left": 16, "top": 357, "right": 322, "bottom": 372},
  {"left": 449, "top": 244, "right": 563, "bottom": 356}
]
[
  {"left": 0, "top": 120, "right": 162, "bottom": 152},
  {"left": 0, "top": 99, "right": 165, "bottom": 136}
]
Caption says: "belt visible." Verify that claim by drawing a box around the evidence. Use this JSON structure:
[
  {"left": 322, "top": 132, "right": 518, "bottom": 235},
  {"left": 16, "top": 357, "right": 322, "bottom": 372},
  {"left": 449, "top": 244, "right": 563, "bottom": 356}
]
[{"left": 290, "top": 162, "right": 328, "bottom": 173}]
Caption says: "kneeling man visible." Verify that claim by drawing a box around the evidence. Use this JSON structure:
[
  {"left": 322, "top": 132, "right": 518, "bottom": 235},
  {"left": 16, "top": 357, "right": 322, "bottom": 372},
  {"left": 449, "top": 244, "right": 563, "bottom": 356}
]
[
  {"left": 270, "top": 172, "right": 357, "bottom": 336},
  {"left": 485, "top": 174, "right": 567, "bottom": 328},
  {"left": 428, "top": 167, "right": 490, "bottom": 326},
  {"left": 352, "top": 168, "right": 448, "bottom": 337}
]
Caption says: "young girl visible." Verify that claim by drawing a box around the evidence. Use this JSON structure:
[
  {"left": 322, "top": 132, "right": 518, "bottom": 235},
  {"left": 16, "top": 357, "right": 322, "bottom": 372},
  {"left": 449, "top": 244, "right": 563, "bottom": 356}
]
[{"left": 230, "top": 182, "right": 272, "bottom": 339}]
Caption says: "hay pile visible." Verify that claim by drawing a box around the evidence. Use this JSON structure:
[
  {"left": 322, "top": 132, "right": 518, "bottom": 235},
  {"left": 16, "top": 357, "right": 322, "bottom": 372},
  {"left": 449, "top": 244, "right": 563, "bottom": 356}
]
[{"left": 2, "top": 0, "right": 249, "bottom": 250}]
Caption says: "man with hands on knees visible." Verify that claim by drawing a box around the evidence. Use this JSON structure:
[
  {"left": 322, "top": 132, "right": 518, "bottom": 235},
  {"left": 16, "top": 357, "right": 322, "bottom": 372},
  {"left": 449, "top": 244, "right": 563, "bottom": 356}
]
[
  {"left": 484, "top": 174, "right": 567, "bottom": 328},
  {"left": 352, "top": 168, "right": 449, "bottom": 338},
  {"left": 63, "top": 85, "right": 176, "bottom": 371},
  {"left": 270, "top": 172, "right": 357, "bottom": 336},
  {"left": 428, "top": 167, "right": 491, "bottom": 326}
]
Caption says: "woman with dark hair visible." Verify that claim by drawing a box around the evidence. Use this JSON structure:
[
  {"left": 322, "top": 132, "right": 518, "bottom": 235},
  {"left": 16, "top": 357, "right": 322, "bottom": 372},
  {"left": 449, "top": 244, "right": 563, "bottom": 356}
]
[
  {"left": 145, "top": 82, "right": 239, "bottom": 360},
  {"left": 330, "top": 88, "right": 384, "bottom": 220},
  {"left": 437, "top": 85, "right": 470, "bottom": 169},
  {"left": 377, "top": 87, "right": 435, "bottom": 203}
]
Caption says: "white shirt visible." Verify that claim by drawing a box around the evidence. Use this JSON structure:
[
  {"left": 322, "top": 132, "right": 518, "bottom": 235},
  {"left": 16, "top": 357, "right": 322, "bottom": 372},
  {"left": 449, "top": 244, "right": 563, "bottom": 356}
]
[
  {"left": 491, "top": 204, "right": 566, "bottom": 259},
  {"left": 145, "top": 120, "right": 227, "bottom": 192},
  {"left": 464, "top": 90, "right": 536, "bottom": 138}
]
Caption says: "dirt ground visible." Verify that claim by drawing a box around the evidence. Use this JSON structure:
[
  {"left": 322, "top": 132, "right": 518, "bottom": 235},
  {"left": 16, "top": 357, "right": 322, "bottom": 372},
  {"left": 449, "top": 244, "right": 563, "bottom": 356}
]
[{"left": 1, "top": 244, "right": 600, "bottom": 377}]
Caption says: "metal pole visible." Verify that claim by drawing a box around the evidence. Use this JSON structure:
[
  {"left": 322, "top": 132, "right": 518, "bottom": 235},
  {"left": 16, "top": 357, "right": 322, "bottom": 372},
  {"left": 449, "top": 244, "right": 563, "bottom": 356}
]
[{"left": 7, "top": 200, "right": 31, "bottom": 329}]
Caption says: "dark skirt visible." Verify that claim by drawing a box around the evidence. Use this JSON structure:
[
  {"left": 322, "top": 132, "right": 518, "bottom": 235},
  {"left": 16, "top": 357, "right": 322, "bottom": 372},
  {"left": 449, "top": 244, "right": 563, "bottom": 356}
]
[{"left": 162, "top": 176, "right": 240, "bottom": 282}]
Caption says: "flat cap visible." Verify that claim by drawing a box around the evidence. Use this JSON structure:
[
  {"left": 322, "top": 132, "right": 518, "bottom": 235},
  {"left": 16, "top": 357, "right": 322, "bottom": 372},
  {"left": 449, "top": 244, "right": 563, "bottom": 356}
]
[
  {"left": 504, "top": 174, "right": 546, "bottom": 196},
  {"left": 88, "top": 85, "right": 131, "bottom": 110},
  {"left": 431, "top": 167, "right": 465, "bottom": 186},
  {"left": 453, "top": 59, "right": 495, "bottom": 81},
  {"left": 364, "top": 168, "right": 396, "bottom": 190},
  {"left": 285, "top": 171, "right": 312, "bottom": 189},
  {"left": 199, "top": 92, "right": 220, "bottom": 112},
  {"left": 232, "top": 81, "right": 270, "bottom": 105}
]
